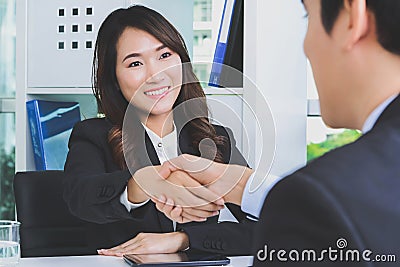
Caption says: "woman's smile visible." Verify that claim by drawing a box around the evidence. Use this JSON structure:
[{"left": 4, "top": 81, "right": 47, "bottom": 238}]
[{"left": 144, "top": 86, "right": 171, "bottom": 98}]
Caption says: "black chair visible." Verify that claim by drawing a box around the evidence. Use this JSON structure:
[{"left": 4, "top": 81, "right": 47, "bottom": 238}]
[{"left": 13, "top": 171, "right": 94, "bottom": 257}]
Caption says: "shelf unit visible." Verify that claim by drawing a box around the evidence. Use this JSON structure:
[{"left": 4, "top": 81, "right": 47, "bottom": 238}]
[{"left": 16, "top": 0, "right": 307, "bottom": 176}]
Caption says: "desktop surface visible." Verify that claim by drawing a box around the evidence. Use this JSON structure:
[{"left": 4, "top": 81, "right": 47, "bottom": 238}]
[{"left": 19, "top": 255, "right": 253, "bottom": 267}]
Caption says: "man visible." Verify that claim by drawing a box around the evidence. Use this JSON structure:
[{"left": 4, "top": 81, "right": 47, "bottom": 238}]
[{"left": 155, "top": 0, "right": 399, "bottom": 265}]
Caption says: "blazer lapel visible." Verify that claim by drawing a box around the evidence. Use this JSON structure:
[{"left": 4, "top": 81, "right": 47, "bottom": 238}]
[
  {"left": 177, "top": 124, "right": 198, "bottom": 156},
  {"left": 124, "top": 122, "right": 173, "bottom": 231},
  {"left": 122, "top": 121, "right": 159, "bottom": 170},
  {"left": 142, "top": 130, "right": 174, "bottom": 232},
  {"left": 144, "top": 133, "right": 161, "bottom": 165},
  {"left": 141, "top": 123, "right": 206, "bottom": 232}
]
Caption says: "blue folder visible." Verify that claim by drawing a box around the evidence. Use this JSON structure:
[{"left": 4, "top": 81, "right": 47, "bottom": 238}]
[
  {"left": 209, "top": 0, "right": 243, "bottom": 88},
  {"left": 26, "top": 100, "right": 81, "bottom": 170}
]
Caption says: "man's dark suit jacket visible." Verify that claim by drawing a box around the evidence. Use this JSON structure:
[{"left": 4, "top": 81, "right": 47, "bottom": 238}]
[
  {"left": 63, "top": 118, "right": 253, "bottom": 255},
  {"left": 253, "top": 95, "right": 400, "bottom": 266}
]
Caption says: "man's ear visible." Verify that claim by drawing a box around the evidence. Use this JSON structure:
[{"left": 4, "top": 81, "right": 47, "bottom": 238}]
[{"left": 344, "top": 0, "right": 369, "bottom": 50}]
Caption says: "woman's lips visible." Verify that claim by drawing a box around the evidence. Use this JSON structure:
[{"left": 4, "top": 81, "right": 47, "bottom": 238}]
[{"left": 144, "top": 86, "right": 171, "bottom": 99}]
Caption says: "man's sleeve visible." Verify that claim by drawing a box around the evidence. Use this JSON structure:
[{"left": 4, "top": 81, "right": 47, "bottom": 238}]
[
  {"left": 241, "top": 172, "right": 283, "bottom": 218},
  {"left": 252, "top": 172, "right": 363, "bottom": 267}
]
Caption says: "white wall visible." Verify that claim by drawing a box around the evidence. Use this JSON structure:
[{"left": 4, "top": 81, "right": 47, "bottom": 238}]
[{"left": 243, "top": 0, "right": 307, "bottom": 193}]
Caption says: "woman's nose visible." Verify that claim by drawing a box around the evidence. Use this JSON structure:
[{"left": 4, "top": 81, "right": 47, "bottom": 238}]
[{"left": 146, "top": 63, "right": 165, "bottom": 84}]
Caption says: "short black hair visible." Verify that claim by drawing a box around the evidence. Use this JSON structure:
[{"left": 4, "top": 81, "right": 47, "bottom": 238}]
[{"left": 320, "top": 0, "right": 400, "bottom": 55}]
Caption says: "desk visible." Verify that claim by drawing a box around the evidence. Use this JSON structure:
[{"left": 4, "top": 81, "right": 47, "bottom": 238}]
[{"left": 19, "top": 255, "right": 254, "bottom": 267}]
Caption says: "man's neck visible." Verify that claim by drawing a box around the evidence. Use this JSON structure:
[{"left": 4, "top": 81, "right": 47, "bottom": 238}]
[{"left": 350, "top": 48, "right": 400, "bottom": 130}]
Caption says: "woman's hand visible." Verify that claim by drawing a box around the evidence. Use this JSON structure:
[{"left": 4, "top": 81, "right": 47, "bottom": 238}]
[
  {"left": 155, "top": 154, "right": 254, "bottom": 223},
  {"left": 151, "top": 195, "right": 221, "bottom": 223},
  {"left": 131, "top": 166, "right": 224, "bottom": 208},
  {"left": 97, "top": 232, "right": 189, "bottom": 256},
  {"left": 150, "top": 169, "right": 224, "bottom": 222}
]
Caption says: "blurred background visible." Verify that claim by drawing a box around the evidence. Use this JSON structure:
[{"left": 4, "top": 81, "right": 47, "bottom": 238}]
[{"left": 0, "top": 0, "right": 360, "bottom": 220}]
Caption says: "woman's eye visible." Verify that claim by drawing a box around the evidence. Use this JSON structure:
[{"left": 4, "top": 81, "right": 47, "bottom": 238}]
[
  {"left": 129, "top": 61, "right": 142, "bottom": 67},
  {"left": 160, "top": 52, "right": 172, "bottom": 59}
]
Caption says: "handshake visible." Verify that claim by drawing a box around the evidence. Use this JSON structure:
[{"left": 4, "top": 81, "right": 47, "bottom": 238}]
[{"left": 130, "top": 154, "right": 253, "bottom": 223}]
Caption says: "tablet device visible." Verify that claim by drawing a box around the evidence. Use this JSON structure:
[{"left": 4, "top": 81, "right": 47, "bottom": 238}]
[{"left": 123, "top": 251, "right": 230, "bottom": 266}]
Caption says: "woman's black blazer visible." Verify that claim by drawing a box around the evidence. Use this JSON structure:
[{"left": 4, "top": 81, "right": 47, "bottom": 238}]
[{"left": 63, "top": 118, "right": 254, "bottom": 255}]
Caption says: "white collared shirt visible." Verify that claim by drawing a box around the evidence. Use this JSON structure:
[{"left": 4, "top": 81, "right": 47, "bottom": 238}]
[
  {"left": 362, "top": 94, "right": 398, "bottom": 133},
  {"left": 142, "top": 123, "right": 179, "bottom": 163}
]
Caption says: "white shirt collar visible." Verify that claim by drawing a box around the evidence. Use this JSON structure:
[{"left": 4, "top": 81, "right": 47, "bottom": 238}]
[
  {"left": 362, "top": 94, "right": 398, "bottom": 133},
  {"left": 141, "top": 122, "right": 178, "bottom": 164}
]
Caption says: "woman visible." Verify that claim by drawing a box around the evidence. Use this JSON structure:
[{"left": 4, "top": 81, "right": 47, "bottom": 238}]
[{"left": 63, "top": 5, "right": 253, "bottom": 256}]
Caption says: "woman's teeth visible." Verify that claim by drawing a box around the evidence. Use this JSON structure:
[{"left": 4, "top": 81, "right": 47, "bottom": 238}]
[{"left": 144, "top": 87, "right": 169, "bottom": 96}]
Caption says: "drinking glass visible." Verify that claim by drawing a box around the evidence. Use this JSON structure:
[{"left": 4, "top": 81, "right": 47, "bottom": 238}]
[{"left": 0, "top": 221, "right": 20, "bottom": 267}]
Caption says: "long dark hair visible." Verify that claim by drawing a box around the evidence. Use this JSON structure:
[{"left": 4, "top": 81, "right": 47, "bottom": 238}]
[{"left": 93, "top": 5, "right": 227, "bottom": 169}]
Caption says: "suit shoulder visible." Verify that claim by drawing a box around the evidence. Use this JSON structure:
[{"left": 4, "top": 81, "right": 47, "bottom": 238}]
[
  {"left": 70, "top": 117, "right": 113, "bottom": 143},
  {"left": 278, "top": 127, "right": 399, "bottom": 203},
  {"left": 73, "top": 118, "right": 112, "bottom": 133},
  {"left": 301, "top": 130, "right": 392, "bottom": 181}
]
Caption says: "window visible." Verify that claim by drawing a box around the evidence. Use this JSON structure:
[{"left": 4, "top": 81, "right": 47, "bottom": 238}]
[
  {"left": 193, "top": 0, "right": 224, "bottom": 85},
  {"left": 307, "top": 117, "right": 361, "bottom": 161},
  {"left": 193, "top": 30, "right": 211, "bottom": 47},
  {"left": 194, "top": 0, "right": 212, "bottom": 22},
  {"left": 0, "top": 113, "right": 15, "bottom": 220},
  {"left": 193, "top": 63, "right": 209, "bottom": 88},
  {"left": 0, "top": 0, "right": 16, "bottom": 220}
]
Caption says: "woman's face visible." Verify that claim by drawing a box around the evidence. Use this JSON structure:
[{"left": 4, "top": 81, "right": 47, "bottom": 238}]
[{"left": 115, "top": 27, "right": 182, "bottom": 119}]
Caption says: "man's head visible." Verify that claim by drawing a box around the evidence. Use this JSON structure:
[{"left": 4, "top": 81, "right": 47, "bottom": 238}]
[
  {"left": 320, "top": 0, "right": 400, "bottom": 55},
  {"left": 303, "top": 0, "right": 400, "bottom": 130}
]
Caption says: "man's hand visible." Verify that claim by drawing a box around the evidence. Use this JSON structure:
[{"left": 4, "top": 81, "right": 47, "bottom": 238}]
[
  {"left": 131, "top": 165, "right": 224, "bottom": 209},
  {"left": 149, "top": 169, "right": 225, "bottom": 223},
  {"left": 159, "top": 154, "right": 253, "bottom": 205}
]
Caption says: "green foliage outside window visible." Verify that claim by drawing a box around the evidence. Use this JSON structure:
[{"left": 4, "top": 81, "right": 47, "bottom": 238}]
[
  {"left": 0, "top": 147, "right": 15, "bottom": 220},
  {"left": 307, "top": 129, "right": 362, "bottom": 162}
]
